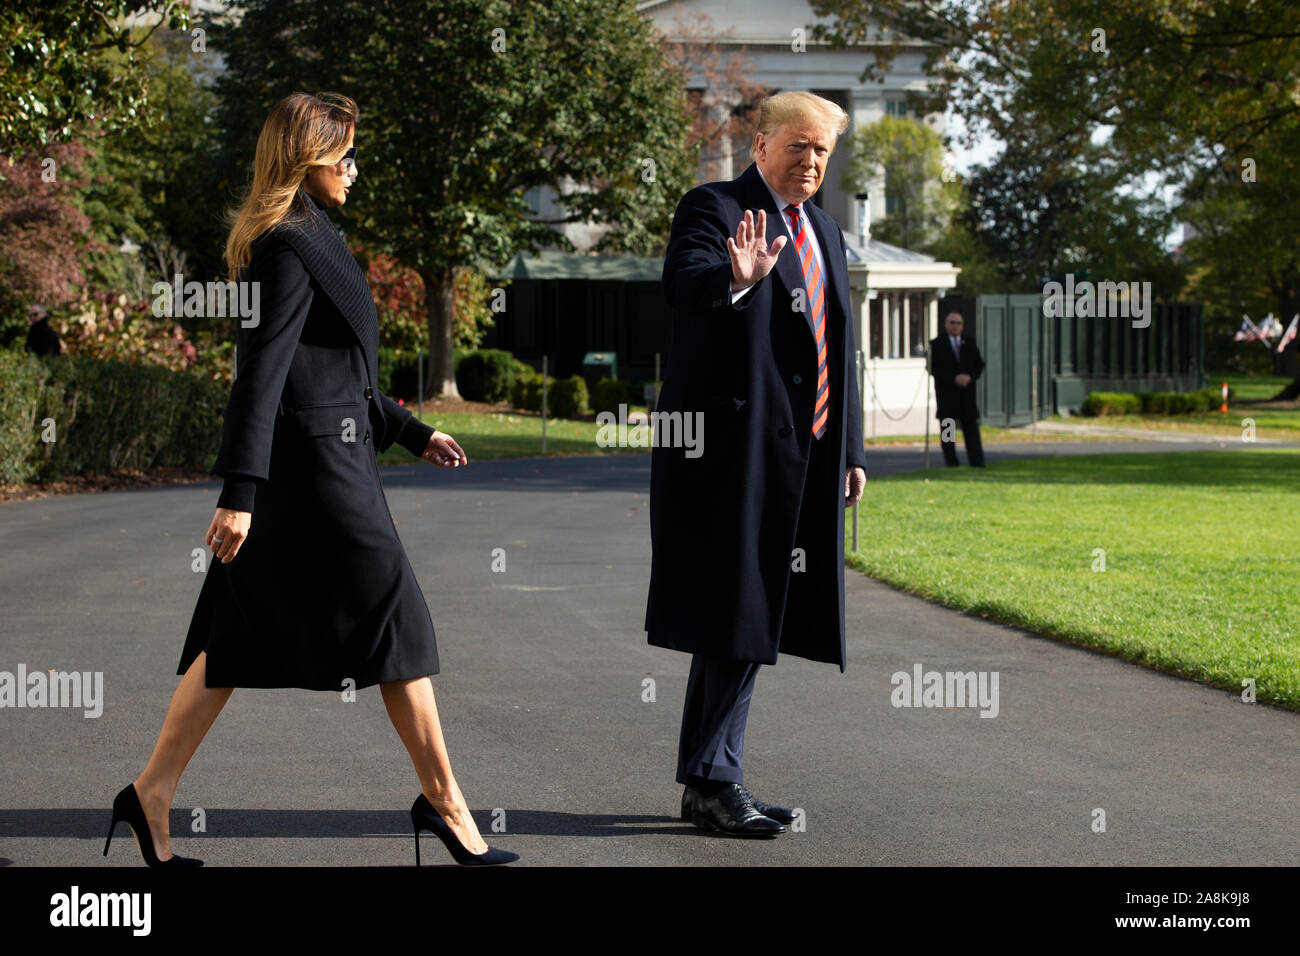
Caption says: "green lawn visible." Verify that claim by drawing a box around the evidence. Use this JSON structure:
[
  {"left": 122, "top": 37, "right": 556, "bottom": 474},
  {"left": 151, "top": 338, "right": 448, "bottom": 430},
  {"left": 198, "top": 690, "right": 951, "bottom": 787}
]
[
  {"left": 863, "top": 423, "right": 1140, "bottom": 446},
  {"left": 376, "top": 409, "right": 651, "bottom": 464},
  {"left": 1214, "top": 370, "right": 1293, "bottom": 401},
  {"left": 845, "top": 450, "right": 1300, "bottom": 708}
]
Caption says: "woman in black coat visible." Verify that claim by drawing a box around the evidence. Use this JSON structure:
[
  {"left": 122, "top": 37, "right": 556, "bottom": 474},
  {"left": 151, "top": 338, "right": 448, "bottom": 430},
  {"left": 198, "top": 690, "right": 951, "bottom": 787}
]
[{"left": 103, "top": 93, "right": 516, "bottom": 867}]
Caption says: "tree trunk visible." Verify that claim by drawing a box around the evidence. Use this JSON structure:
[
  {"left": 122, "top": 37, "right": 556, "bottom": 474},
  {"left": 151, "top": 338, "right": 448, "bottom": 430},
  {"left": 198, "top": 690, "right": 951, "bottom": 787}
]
[{"left": 421, "top": 265, "right": 459, "bottom": 400}]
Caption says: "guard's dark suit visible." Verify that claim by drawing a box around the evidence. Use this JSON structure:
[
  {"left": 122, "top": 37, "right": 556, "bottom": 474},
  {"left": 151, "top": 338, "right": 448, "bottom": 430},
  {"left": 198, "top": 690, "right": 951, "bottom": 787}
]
[
  {"left": 646, "top": 163, "right": 868, "bottom": 786},
  {"left": 929, "top": 333, "right": 985, "bottom": 467}
]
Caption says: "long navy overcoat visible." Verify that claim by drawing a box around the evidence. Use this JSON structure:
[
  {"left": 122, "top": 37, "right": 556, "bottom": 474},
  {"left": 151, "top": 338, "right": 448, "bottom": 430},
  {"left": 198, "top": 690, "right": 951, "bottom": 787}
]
[
  {"left": 178, "top": 189, "right": 438, "bottom": 690},
  {"left": 645, "top": 163, "right": 869, "bottom": 672}
]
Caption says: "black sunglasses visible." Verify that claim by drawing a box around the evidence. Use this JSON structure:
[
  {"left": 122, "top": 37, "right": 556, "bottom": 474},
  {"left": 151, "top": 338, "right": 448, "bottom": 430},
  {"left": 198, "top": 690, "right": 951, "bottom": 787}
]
[{"left": 337, "top": 146, "right": 357, "bottom": 176}]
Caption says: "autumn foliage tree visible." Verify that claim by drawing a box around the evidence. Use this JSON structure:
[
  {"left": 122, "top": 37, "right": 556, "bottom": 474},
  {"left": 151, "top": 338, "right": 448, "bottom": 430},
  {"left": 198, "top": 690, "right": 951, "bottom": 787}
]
[{"left": 205, "top": 0, "right": 693, "bottom": 398}]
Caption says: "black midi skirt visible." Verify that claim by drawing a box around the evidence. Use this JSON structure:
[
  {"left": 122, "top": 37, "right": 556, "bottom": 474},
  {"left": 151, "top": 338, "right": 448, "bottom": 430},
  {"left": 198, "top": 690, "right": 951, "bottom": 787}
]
[{"left": 178, "top": 402, "right": 440, "bottom": 690}]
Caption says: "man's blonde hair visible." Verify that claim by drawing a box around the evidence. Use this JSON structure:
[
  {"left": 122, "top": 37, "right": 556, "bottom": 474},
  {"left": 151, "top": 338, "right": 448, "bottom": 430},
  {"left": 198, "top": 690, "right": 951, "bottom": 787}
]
[{"left": 748, "top": 91, "right": 849, "bottom": 159}]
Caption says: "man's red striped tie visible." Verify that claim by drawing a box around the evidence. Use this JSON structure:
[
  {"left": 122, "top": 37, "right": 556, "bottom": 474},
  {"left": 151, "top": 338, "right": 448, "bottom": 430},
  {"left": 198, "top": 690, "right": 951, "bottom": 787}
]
[{"left": 785, "top": 203, "right": 828, "bottom": 439}]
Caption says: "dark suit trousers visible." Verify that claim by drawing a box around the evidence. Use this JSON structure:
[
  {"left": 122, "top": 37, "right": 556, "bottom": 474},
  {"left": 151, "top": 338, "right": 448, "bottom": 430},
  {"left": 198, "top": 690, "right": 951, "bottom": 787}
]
[
  {"left": 676, "top": 425, "right": 837, "bottom": 784},
  {"left": 940, "top": 414, "right": 985, "bottom": 467}
]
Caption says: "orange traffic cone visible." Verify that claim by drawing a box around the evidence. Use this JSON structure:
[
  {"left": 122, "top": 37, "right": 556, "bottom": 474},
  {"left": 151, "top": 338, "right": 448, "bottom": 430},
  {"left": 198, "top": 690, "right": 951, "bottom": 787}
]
[{"left": 1219, "top": 381, "right": 1228, "bottom": 413}]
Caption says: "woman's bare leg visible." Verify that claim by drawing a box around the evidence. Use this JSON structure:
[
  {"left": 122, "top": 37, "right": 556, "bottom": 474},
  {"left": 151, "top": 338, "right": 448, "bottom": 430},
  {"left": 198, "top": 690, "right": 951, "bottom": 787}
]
[
  {"left": 381, "top": 676, "right": 489, "bottom": 855},
  {"left": 131, "top": 651, "right": 232, "bottom": 860}
]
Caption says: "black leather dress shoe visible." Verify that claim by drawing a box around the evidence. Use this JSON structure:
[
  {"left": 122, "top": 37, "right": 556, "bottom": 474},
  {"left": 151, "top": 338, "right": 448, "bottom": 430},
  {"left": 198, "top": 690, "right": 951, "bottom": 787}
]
[
  {"left": 736, "top": 784, "right": 796, "bottom": 825},
  {"left": 682, "top": 784, "right": 796, "bottom": 826},
  {"left": 683, "top": 784, "right": 784, "bottom": 837}
]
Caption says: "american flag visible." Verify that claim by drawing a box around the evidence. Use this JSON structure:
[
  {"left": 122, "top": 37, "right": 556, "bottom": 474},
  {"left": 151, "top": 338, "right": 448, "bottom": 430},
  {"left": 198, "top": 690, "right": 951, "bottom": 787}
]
[
  {"left": 1233, "top": 315, "right": 1261, "bottom": 342},
  {"left": 1278, "top": 314, "right": 1299, "bottom": 353}
]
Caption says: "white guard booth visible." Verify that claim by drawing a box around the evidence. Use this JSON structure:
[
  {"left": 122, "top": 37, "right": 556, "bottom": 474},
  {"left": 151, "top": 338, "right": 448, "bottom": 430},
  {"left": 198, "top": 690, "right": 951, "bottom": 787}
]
[{"left": 844, "top": 231, "right": 962, "bottom": 439}]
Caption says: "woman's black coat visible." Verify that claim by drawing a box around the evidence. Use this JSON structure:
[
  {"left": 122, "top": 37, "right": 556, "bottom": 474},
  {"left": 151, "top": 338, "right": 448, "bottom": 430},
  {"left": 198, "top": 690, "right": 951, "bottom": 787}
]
[{"left": 178, "top": 190, "right": 437, "bottom": 691}]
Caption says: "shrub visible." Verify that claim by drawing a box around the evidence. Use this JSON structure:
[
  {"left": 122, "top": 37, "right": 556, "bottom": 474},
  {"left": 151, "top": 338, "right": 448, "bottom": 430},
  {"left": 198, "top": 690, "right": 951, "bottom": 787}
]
[
  {"left": 1084, "top": 388, "right": 1226, "bottom": 417},
  {"left": 520, "top": 378, "right": 546, "bottom": 413},
  {"left": 34, "top": 354, "right": 226, "bottom": 479},
  {"left": 590, "top": 377, "right": 629, "bottom": 414},
  {"left": 377, "top": 346, "right": 422, "bottom": 398},
  {"left": 549, "top": 375, "right": 589, "bottom": 419},
  {"left": 454, "top": 348, "right": 515, "bottom": 403},
  {"left": 510, "top": 360, "right": 540, "bottom": 410},
  {"left": 1080, "top": 392, "right": 1139, "bottom": 416},
  {"left": 0, "top": 351, "right": 226, "bottom": 485},
  {"left": 0, "top": 349, "right": 47, "bottom": 485}
]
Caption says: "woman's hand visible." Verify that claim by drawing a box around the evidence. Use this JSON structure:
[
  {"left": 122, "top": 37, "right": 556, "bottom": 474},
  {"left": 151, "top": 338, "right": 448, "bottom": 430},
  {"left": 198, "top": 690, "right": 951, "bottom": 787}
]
[
  {"left": 421, "top": 430, "right": 468, "bottom": 468},
  {"left": 206, "top": 508, "right": 251, "bottom": 564}
]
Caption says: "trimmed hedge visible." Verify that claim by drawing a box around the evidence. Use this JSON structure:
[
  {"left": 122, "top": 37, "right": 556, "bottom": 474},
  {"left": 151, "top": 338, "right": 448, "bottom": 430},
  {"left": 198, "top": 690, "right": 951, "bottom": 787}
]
[
  {"left": 455, "top": 348, "right": 515, "bottom": 403},
  {"left": 549, "top": 375, "right": 589, "bottom": 419},
  {"left": 507, "top": 361, "right": 591, "bottom": 418},
  {"left": 377, "top": 346, "right": 423, "bottom": 399},
  {"left": 1081, "top": 387, "right": 1225, "bottom": 417},
  {"left": 0, "top": 349, "right": 226, "bottom": 485},
  {"left": 0, "top": 350, "right": 48, "bottom": 485},
  {"left": 590, "top": 377, "right": 629, "bottom": 414},
  {"left": 589, "top": 377, "right": 660, "bottom": 413},
  {"left": 1080, "top": 392, "right": 1140, "bottom": 416},
  {"left": 510, "top": 360, "right": 541, "bottom": 411}
]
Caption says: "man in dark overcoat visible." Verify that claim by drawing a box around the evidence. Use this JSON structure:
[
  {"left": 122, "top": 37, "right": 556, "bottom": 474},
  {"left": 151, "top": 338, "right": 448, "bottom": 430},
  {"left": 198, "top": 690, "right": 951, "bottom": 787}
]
[
  {"left": 645, "top": 91, "right": 869, "bottom": 837},
  {"left": 929, "top": 311, "right": 986, "bottom": 467}
]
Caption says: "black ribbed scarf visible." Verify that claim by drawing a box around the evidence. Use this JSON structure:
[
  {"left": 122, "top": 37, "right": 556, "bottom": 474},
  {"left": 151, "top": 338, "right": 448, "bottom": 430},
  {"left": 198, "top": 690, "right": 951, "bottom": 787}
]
[{"left": 270, "top": 189, "right": 379, "bottom": 395}]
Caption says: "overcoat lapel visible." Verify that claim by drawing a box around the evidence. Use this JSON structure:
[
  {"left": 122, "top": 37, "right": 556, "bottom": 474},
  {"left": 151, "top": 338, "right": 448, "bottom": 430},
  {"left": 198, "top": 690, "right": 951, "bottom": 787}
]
[
  {"left": 274, "top": 191, "right": 378, "bottom": 393},
  {"left": 739, "top": 165, "right": 817, "bottom": 346}
]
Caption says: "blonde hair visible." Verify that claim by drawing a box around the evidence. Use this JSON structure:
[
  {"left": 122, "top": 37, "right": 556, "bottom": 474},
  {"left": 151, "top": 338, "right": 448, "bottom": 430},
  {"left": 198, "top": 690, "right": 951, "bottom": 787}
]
[
  {"left": 224, "top": 92, "right": 358, "bottom": 280},
  {"left": 748, "top": 91, "right": 849, "bottom": 159}
]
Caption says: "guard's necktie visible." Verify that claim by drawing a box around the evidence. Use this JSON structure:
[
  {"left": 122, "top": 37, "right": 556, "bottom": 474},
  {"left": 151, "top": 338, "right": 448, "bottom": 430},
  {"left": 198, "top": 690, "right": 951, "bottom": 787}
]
[
  {"left": 952, "top": 336, "right": 960, "bottom": 358},
  {"left": 785, "top": 203, "right": 828, "bottom": 439}
]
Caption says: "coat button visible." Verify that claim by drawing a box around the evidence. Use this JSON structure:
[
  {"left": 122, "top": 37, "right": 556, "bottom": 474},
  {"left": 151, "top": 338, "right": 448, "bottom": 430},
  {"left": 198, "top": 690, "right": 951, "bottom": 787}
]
[
  {"left": 793, "top": 374, "right": 802, "bottom": 385},
  {"left": 363, "top": 430, "right": 370, "bottom": 445},
  {"left": 363, "top": 386, "right": 373, "bottom": 399},
  {"left": 778, "top": 425, "right": 793, "bottom": 438}
]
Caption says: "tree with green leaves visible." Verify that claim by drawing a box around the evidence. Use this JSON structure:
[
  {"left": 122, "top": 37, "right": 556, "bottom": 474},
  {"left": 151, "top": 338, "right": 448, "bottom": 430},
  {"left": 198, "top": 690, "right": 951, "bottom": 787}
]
[
  {"left": 955, "top": 134, "right": 1182, "bottom": 296},
  {"left": 0, "top": 1, "right": 191, "bottom": 155},
  {"left": 840, "top": 115, "right": 956, "bottom": 250},
  {"left": 812, "top": 0, "right": 1300, "bottom": 393},
  {"left": 204, "top": 0, "right": 694, "bottom": 398},
  {"left": 78, "top": 25, "right": 227, "bottom": 291}
]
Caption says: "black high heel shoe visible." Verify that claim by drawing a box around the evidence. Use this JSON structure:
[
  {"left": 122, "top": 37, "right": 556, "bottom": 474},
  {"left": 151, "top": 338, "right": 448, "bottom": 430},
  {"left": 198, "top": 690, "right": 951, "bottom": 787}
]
[
  {"left": 410, "top": 793, "right": 518, "bottom": 866},
  {"left": 103, "top": 783, "right": 203, "bottom": 868}
]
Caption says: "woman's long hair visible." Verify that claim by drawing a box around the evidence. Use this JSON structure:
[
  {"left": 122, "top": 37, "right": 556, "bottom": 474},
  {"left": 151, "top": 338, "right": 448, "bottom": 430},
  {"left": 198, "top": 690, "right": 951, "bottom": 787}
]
[{"left": 224, "top": 92, "right": 358, "bottom": 280}]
